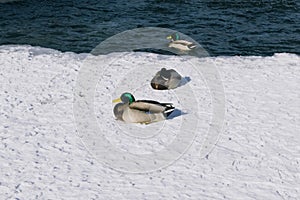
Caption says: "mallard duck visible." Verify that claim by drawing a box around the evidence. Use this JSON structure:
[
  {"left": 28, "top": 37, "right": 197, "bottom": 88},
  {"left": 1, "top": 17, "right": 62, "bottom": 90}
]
[
  {"left": 112, "top": 93, "right": 175, "bottom": 124},
  {"left": 166, "top": 33, "right": 196, "bottom": 51},
  {"left": 151, "top": 68, "right": 182, "bottom": 90}
]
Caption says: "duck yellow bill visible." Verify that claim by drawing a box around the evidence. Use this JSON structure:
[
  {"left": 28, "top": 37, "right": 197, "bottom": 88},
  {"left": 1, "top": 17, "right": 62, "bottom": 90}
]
[
  {"left": 166, "top": 35, "right": 172, "bottom": 39},
  {"left": 112, "top": 98, "right": 121, "bottom": 103}
]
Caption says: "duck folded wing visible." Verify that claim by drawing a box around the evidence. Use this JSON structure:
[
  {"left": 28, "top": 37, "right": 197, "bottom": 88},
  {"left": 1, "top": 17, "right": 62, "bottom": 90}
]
[
  {"left": 187, "top": 43, "right": 196, "bottom": 49},
  {"left": 172, "top": 40, "right": 193, "bottom": 46},
  {"left": 129, "top": 101, "right": 173, "bottom": 113}
]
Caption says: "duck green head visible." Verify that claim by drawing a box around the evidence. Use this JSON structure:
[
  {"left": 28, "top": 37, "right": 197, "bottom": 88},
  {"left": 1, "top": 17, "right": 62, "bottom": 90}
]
[
  {"left": 112, "top": 92, "right": 135, "bottom": 104},
  {"left": 166, "top": 33, "right": 180, "bottom": 41}
]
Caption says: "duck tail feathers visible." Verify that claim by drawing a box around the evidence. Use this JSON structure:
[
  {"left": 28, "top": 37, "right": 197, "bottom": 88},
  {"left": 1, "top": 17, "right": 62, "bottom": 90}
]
[
  {"left": 163, "top": 104, "right": 175, "bottom": 117},
  {"left": 188, "top": 44, "right": 196, "bottom": 49}
]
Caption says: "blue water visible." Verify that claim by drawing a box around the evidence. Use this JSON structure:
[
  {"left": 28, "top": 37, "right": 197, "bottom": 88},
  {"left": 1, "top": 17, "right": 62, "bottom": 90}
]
[{"left": 0, "top": 0, "right": 299, "bottom": 56}]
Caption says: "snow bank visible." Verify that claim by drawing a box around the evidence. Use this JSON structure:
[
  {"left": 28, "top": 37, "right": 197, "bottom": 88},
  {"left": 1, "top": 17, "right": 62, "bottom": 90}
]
[{"left": 0, "top": 45, "right": 299, "bottom": 199}]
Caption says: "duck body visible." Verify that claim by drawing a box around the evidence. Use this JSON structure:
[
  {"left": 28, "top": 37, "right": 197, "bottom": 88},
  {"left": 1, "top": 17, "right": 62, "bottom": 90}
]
[
  {"left": 151, "top": 68, "right": 182, "bottom": 90},
  {"left": 167, "top": 33, "right": 196, "bottom": 51},
  {"left": 113, "top": 93, "right": 174, "bottom": 124}
]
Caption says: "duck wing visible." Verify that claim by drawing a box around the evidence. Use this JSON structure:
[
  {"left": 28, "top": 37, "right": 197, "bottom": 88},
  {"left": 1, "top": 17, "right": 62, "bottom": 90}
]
[
  {"left": 171, "top": 40, "right": 196, "bottom": 50},
  {"left": 172, "top": 40, "right": 193, "bottom": 46},
  {"left": 129, "top": 100, "right": 174, "bottom": 113},
  {"left": 187, "top": 43, "right": 196, "bottom": 49},
  {"left": 169, "top": 69, "right": 182, "bottom": 79}
]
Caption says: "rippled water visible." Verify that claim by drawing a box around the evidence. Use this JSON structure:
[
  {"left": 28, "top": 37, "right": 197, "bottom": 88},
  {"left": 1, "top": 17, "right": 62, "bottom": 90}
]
[{"left": 0, "top": 0, "right": 299, "bottom": 56}]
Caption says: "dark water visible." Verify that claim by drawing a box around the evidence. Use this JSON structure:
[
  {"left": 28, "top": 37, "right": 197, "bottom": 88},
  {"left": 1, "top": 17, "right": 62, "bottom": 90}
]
[{"left": 0, "top": 0, "right": 299, "bottom": 56}]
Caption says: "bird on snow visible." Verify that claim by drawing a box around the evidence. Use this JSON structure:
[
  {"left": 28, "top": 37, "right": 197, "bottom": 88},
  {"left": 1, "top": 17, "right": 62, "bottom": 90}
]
[
  {"left": 151, "top": 68, "right": 182, "bottom": 90},
  {"left": 112, "top": 92, "right": 175, "bottom": 124}
]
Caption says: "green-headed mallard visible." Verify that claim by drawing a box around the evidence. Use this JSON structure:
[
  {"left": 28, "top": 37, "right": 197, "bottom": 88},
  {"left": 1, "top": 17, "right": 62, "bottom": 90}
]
[
  {"left": 151, "top": 68, "right": 182, "bottom": 90},
  {"left": 167, "top": 33, "right": 196, "bottom": 51},
  {"left": 112, "top": 93, "right": 175, "bottom": 124}
]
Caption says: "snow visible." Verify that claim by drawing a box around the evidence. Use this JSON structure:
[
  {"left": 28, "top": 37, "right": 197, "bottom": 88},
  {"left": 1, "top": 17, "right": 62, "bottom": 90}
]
[{"left": 0, "top": 45, "right": 299, "bottom": 199}]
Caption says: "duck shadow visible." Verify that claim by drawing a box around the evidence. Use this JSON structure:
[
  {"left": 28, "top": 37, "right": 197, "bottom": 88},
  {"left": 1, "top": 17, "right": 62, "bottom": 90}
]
[
  {"left": 178, "top": 76, "right": 191, "bottom": 88},
  {"left": 167, "top": 109, "right": 188, "bottom": 120}
]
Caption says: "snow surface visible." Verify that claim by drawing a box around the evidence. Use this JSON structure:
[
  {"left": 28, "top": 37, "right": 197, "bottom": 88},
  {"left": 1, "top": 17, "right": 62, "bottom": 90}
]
[{"left": 0, "top": 45, "right": 299, "bottom": 199}]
